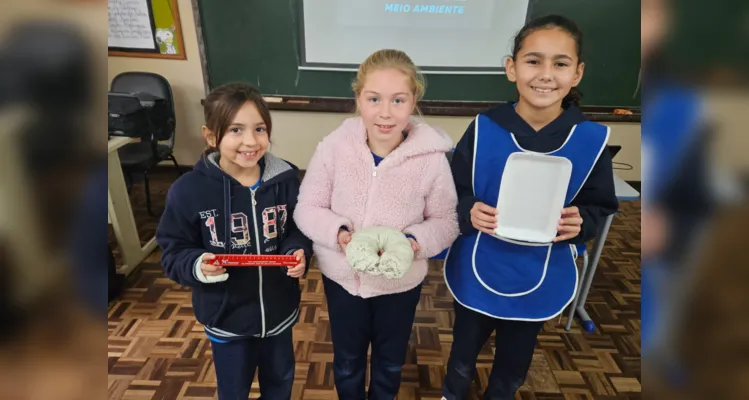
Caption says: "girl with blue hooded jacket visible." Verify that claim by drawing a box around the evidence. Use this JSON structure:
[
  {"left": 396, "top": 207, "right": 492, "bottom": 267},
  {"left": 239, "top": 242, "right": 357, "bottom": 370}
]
[{"left": 156, "top": 83, "right": 312, "bottom": 400}]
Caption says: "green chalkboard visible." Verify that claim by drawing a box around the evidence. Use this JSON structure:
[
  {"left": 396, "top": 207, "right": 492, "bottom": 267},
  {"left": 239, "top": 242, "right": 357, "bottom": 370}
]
[{"left": 198, "top": 0, "right": 640, "bottom": 107}]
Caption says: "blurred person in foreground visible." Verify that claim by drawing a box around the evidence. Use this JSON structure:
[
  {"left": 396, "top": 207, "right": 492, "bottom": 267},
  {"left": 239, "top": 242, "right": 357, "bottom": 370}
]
[
  {"left": 642, "top": 0, "right": 749, "bottom": 397},
  {"left": 640, "top": 0, "right": 715, "bottom": 387},
  {"left": 0, "top": 19, "right": 103, "bottom": 399}
]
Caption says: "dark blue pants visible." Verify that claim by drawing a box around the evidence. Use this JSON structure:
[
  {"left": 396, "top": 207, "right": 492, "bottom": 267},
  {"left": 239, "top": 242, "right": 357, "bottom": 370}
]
[
  {"left": 209, "top": 329, "right": 294, "bottom": 400},
  {"left": 322, "top": 275, "right": 422, "bottom": 400},
  {"left": 443, "top": 301, "right": 544, "bottom": 400}
]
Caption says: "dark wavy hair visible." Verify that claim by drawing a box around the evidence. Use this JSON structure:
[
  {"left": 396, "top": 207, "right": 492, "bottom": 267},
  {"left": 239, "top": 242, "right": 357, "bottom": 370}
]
[
  {"left": 202, "top": 82, "right": 272, "bottom": 155},
  {"left": 511, "top": 15, "right": 584, "bottom": 107}
]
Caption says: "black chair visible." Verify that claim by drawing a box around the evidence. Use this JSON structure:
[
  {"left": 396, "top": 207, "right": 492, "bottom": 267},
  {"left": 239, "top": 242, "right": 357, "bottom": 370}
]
[{"left": 110, "top": 71, "right": 181, "bottom": 217}]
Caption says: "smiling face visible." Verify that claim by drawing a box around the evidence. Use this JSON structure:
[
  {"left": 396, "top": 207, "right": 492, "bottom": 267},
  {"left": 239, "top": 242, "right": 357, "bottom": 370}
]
[
  {"left": 506, "top": 28, "right": 585, "bottom": 111},
  {"left": 203, "top": 101, "right": 269, "bottom": 175},
  {"left": 356, "top": 67, "right": 416, "bottom": 143}
]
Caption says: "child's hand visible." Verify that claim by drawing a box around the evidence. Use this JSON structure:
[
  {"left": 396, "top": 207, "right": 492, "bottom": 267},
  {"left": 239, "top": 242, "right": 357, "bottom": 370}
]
[
  {"left": 337, "top": 228, "right": 352, "bottom": 252},
  {"left": 408, "top": 238, "right": 420, "bottom": 255},
  {"left": 195, "top": 253, "right": 229, "bottom": 283},
  {"left": 553, "top": 206, "right": 583, "bottom": 242},
  {"left": 200, "top": 253, "right": 226, "bottom": 276},
  {"left": 287, "top": 249, "right": 306, "bottom": 278},
  {"left": 470, "top": 202, "right": 498, "bottom": 235}
]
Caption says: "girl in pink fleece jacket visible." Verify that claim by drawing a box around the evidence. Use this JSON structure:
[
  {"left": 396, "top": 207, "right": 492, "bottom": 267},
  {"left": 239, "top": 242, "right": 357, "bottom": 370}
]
[{"left": 293, "top": 49, "right": 459, "bottom": 399}]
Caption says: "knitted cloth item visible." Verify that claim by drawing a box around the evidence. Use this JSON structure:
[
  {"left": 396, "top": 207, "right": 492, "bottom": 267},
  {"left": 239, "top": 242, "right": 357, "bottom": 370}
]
[{"left": 345, "top": 226, "right": 414, "bottom": 279}]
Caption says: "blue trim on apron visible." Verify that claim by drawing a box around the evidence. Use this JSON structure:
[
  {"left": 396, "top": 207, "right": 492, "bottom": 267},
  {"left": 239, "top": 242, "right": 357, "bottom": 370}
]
[{"left": 444, "top": 115, "right": 609, "bottom": 321}]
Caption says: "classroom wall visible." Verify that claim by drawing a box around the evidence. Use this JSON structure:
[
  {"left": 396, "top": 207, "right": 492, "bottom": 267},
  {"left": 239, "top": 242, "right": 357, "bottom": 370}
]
[
  {"left": 271, "top": 112, "right": 642, "bottom": 181},
  {"left": 107, "top": 0, "right": 643, "bottom": 182},
  {"left": 108, "top": 0, "right": 207, "bottom": 163}
]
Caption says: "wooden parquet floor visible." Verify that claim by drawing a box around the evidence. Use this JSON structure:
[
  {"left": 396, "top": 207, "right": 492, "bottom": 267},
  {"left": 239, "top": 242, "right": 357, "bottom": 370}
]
[{"left": 108, "top": 168, "right": 641, "bottom": 399}]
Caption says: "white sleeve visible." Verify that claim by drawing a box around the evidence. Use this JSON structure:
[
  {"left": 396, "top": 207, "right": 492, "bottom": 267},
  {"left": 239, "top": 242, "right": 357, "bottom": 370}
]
[{"left": 193, "top": 253, "right": 229, "bottom": 283}]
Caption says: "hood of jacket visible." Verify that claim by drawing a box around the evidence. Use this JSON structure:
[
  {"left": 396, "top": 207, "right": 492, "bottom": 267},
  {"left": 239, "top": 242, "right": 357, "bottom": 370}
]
[
  {"left": 326, "top": 116, "right": 454, "bottom": 167},
  {"left": 193, "top": 151, "right": 299, "bottom": 189}
]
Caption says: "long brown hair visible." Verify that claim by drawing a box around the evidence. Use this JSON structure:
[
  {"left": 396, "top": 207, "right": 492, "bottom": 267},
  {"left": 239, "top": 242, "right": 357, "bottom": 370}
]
[{"left": 203, "top": 82, "right": 272, "bottom": 154}]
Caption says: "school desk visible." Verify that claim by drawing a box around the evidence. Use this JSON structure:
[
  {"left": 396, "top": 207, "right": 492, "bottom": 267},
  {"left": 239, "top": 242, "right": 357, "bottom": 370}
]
[
  {"left": 108, "top": 136, "right": 157, "bottom": 276},
  {"left": 565, "top": 174, "right": 640, "bottom": 332}
]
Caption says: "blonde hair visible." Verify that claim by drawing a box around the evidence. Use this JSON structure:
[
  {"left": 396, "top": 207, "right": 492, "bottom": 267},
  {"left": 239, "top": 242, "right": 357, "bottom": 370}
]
[{"left": 352, "top": 49, "right": 426, "bottom": 115}]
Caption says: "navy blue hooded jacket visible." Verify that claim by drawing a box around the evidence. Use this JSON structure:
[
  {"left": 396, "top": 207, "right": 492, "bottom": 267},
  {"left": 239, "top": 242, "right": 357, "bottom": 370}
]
[{"left": 156, "top": 152, "right": 313, "bottom": 338}]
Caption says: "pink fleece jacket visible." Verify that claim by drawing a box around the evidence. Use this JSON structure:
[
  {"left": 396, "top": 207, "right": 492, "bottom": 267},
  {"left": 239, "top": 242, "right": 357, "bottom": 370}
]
[{"left": 293, "top": 117, "right": 459, "bottom": 298}]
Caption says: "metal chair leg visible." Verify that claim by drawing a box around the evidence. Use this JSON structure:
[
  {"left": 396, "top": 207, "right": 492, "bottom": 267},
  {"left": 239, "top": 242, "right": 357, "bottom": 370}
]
[
  {"left": 565, "top": 251, "right": 589, "bottom": 331},
  {"left": 124, "top": 171, "right": 134, "bottom": 193},
  {"left": 143, "top": 171, "right": 157, "bottom": 217},
  {"left": 169, "top": 155, "right": 182, "bottom": 177}
]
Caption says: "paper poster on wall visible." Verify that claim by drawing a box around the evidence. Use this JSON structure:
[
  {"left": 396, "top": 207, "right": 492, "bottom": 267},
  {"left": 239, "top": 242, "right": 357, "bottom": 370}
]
[
  {"left": 108, "top": 0, "right": 158, "bottom": 51},
  {"left": 108, "top": 0, "right": 186, "bottom": 60}
]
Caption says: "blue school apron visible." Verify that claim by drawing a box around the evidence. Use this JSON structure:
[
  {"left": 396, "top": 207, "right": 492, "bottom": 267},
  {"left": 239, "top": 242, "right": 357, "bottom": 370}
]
[{"left": 444, "top": 114, "right": 609, "bottom": 321}]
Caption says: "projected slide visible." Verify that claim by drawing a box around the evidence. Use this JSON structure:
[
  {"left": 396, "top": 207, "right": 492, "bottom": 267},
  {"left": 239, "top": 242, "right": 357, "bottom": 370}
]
[
  {"left": 301, "top": 0, "right": 530, "bottom": 72},
  {"left": 336, "top": 0, "right": 494, "bottom": 30}
]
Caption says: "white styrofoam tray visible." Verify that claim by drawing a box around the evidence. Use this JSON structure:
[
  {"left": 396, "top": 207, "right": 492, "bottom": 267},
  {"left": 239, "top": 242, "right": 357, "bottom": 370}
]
[{"left": 493, "top": 152, "right": 572, "bottom": 243}]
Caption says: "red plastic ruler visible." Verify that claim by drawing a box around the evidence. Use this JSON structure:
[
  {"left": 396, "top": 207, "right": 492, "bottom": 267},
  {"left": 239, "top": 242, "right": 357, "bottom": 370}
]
[{"left": 210, "top": 254, "right": 298, "bottom": 267}]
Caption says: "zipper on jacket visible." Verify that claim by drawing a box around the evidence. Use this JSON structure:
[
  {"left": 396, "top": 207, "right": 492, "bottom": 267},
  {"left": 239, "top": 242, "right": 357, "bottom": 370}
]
[
  {"left": 356, "top": 160, "right": 379, "bottom": 295},
  {"left": 362, "top": 160, "right": 378, "bottom": 222},
  {"left": 250, "top": 189, "right": 266, "bottom": 337}
]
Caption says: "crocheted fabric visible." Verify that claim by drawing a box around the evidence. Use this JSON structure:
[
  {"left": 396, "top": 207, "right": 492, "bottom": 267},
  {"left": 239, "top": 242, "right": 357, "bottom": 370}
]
[{"left": 345, "top": 226, "right": 414, "bottom": 279}]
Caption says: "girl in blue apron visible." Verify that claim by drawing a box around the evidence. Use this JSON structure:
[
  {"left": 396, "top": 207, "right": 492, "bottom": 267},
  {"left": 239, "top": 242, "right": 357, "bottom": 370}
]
[{"left": 442, "top": 15, "right": 619, "bottom": 399}]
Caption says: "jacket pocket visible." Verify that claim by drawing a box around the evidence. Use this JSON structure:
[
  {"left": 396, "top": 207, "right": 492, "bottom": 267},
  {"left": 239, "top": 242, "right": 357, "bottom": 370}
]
[
  {"left": 192, "top": 284, "right": 228, "bottom": 328},
  {"left": 262, "top": 267, "right": 302, "bottom": 327},
  {"left": 213, "top": 268, "right": 263, "bottom": 335},
  {"left": 269, "top": 266, "right": 300, "bottom": 294}
]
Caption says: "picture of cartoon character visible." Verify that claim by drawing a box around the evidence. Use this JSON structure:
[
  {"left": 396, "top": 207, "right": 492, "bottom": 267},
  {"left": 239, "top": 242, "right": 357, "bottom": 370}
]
[{"left": 155, "top": 27, "right": 177, "bottom": 55}]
